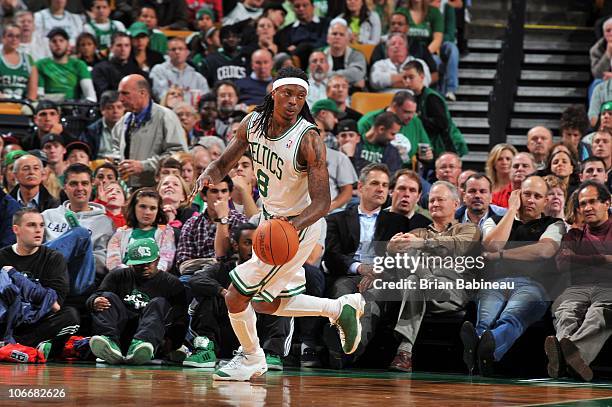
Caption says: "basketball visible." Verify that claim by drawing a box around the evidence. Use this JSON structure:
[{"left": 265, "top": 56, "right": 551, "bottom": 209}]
[{"left": 253, "top": 219, "right": 299, "bottom": 265}]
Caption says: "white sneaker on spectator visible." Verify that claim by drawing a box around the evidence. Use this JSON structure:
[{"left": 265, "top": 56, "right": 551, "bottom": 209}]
[{"left": 445, "top": 92, "right": 457, "bottom": 102}]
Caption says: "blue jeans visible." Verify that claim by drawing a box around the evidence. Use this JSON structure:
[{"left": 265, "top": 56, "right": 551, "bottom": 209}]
[
  {"left": 434, "top": 41, "right": 460, "bottom": 94},
  {"left": 475, "top": 277, "right": 549, "bottom": 361},
  {"left": 45, "top": 226, "right": 96, "bottom": 296}
]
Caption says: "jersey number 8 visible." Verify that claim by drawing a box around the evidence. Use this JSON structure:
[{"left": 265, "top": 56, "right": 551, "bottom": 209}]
[{"left": 256, "top": 169, "right": 270, "bottom": 198}]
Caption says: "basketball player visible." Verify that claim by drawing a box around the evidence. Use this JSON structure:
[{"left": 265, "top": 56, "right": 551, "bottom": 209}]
[{"left": 191, "top": 67, "right": 366, "bottom": 381}]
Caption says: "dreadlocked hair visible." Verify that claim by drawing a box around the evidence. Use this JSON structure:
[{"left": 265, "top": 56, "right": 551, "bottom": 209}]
[{"left": 253, "top": 66, "right": 317, "bottom": 137}]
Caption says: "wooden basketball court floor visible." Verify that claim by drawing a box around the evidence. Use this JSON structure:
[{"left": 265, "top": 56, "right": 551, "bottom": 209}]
[{"left": 3, "top": 363, "right": 612, "bottom": 406}]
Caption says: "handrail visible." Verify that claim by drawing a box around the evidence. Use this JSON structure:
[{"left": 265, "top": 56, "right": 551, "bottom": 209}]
[{"left": 487, "top": 0, "right": 526, "bottom": 146}]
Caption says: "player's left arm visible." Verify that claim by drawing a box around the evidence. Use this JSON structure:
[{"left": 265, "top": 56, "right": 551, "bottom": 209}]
[{"left": 291, "top": 129, "right": 331, "bottom": 231}]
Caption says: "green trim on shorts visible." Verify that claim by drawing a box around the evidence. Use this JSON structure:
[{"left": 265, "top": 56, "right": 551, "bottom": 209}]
[
  {"left": 277, "top": 285, "right": 307, "bottom": 298},
  {"left": 229, "top": 269, "right": 260, "bottom": 295},
  {"left": 260, "top": 264, "right": 283, "bottom": 287},
  {"left": 258, "top": 290, "right": 276, "bottom": 303}
]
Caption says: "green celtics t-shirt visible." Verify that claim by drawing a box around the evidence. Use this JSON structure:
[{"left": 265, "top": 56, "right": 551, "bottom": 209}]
[
  {"left": 36, "top": 57, "right": 91, "bottom": 100},
  {"left": 357, "top": 108, "right": 432, "bottom": 164},
  {"left": 406, "top": 7, "right": 444, "bottom": 45},
  {"left": 359, "top": 135, "right": 385, "bottom": 164},
  {"left": 0, "top": 51, "right": 33, "bottom": 99}
]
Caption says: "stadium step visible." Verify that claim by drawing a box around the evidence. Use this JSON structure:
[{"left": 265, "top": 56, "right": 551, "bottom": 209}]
[
  {"left": 448, "top": 101, "right": 489, "bottom": 113},
  {"left": 523, "top": 40, "right": 592, "bottom": 53},
  {"left": 460, "top": 53, "right": 498, "bottom": 64},
  {"left": 523, "top": 54, "right": 589, "bottom": 65},
  {"left": 466, "top": 39, "right": 502, "bottom": 51},
  {"left": 454, "top": 117, "right": 490, "bottom": 129},
  {"left": 458, "top": 69, "right": 496, "bottom": 80},
  {"left": 513, "top": 102, "right": 574, "bottom": 114},
  {"left": 516, "top": 86, "right": 587, "bottom": 98},
  {"left": 510, "top": 118, "right": 560, "bottom": 130},
  {"left": 520, "top": 70, "right": 590, "bottom": 82},
  {"left": 462, "top": 151, "right": 489, "bottom": 163},
  {"left": 455, "top": 85, "right": 492, "bottom": 96},
  {"left": 462, "top": 132, "right": 554, "bottom": 148}
]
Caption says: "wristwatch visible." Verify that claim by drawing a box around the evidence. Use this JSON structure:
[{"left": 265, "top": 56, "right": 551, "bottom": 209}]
[{"left": 215, "top": 217, "right": 229, "bottom": 225}]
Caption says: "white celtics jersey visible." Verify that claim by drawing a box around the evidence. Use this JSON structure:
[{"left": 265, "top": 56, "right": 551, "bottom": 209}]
[{"left": 246, "top": 111, "right": 317, "bottom": 217}]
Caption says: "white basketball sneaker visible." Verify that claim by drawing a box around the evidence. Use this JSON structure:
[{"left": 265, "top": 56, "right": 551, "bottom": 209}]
[
  {"left": 213, "top": 347, "right": 268, "bottom": 381},
  {"left": 330, "top": 293, "right": 366, "bottom": 354}
]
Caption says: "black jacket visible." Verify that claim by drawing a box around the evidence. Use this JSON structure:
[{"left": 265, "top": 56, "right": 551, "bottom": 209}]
[
  {"left": 10, "top": 184, "right": 60, "bottom": 212},
  {"left": 188, "top": 260, "right": 235, "bottom": 299},
  {"left": 92, "top": 57, "right": 148, "bottom": 99},
  {"left": 324, "top": 206, "right": 413, "bottom": 276},
  {"left": 80, "top": 118, "right": 104, "bottom": 159},
  {"left": 135, "top": 0, "right": 188, "bottom": 29}
]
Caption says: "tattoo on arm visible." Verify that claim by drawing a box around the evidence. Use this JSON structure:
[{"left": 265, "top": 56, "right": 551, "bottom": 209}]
[{"left": 292, "top": 130, "right": 331, "bottom": 230}]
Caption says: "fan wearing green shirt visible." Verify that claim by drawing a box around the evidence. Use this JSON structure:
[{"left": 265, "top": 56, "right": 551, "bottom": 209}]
[
  {"left": 402, "top": 60, "right": 468, "bottom": 157},
  {"left": 357, "top": 90, "right": 432, "bottom": 166},
  {"left": 36, "top": 28, "right": 97, "bottom": 102},
  {"left": 402, "top": 1, "right": 443, "bottom": 55}
]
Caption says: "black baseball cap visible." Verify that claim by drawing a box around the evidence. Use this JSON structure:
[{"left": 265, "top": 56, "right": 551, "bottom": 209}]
[
  {"left": 35, "top": 100, "right": 60, "bottom": 115},
  {"left": 337, "top": 119, "right": 358, "bottom": 134},
  {"left": 47, "top": 27, "right": 69, "bottom": 40},
  {"left": 264, "top": 3, "right": 287, "bottom": 15},
  {"left": 65, "top": 141, "right": 92, "bottom": 159},
  {"left": 41, "top": 133, "right": 65, "bottom": 147}
]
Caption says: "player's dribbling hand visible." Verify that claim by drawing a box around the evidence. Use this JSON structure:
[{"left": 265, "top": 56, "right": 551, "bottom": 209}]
[{"left": 189, "top": 173, "right": 213, "bottom": 204}]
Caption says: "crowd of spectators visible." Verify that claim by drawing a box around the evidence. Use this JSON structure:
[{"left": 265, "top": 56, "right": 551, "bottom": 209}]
[{"left": 0, "top": 0, "right": 610, "bottom": 384}]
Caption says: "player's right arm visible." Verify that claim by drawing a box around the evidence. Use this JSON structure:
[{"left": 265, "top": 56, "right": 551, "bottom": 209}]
[{"left": 190, "top": 114, "right": 251, "bottom": 201}]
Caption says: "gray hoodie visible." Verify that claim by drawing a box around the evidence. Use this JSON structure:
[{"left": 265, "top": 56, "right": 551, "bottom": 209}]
[{"left": 42, "top": 201, "right": 116, "bottom": 275}]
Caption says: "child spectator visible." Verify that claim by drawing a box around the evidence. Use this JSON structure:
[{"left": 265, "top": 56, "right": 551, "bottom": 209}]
[
  {"left": 95, "top": 181, "right": 127, "bottom": 228},
  {"left": 106, "top": 188, "right": 175, "bottom": 272},
  {"left": 75, "top": 32, "right": 103, "bottom": 70}
]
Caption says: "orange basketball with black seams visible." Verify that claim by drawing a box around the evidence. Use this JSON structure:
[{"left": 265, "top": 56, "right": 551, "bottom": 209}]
[{"left": 253, "top": 219, "right": 299, "bottom": 265}]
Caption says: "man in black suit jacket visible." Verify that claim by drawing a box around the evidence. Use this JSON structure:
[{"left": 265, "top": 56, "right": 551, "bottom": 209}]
[{"left": 324, "top": 164, "right": 413, "bottom": 298}]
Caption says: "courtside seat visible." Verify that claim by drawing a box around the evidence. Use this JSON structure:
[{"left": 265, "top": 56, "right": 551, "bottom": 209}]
[{"left": 351, "top": 43, "right": 375, "bottom": 64}]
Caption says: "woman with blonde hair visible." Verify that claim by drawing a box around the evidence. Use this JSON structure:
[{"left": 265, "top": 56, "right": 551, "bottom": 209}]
[
  {"left": 485, "top": 143, "right": 518, "bottom": 194},
  {"left": 160, "top": 85, "right": 185, "bottom": 109}
]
